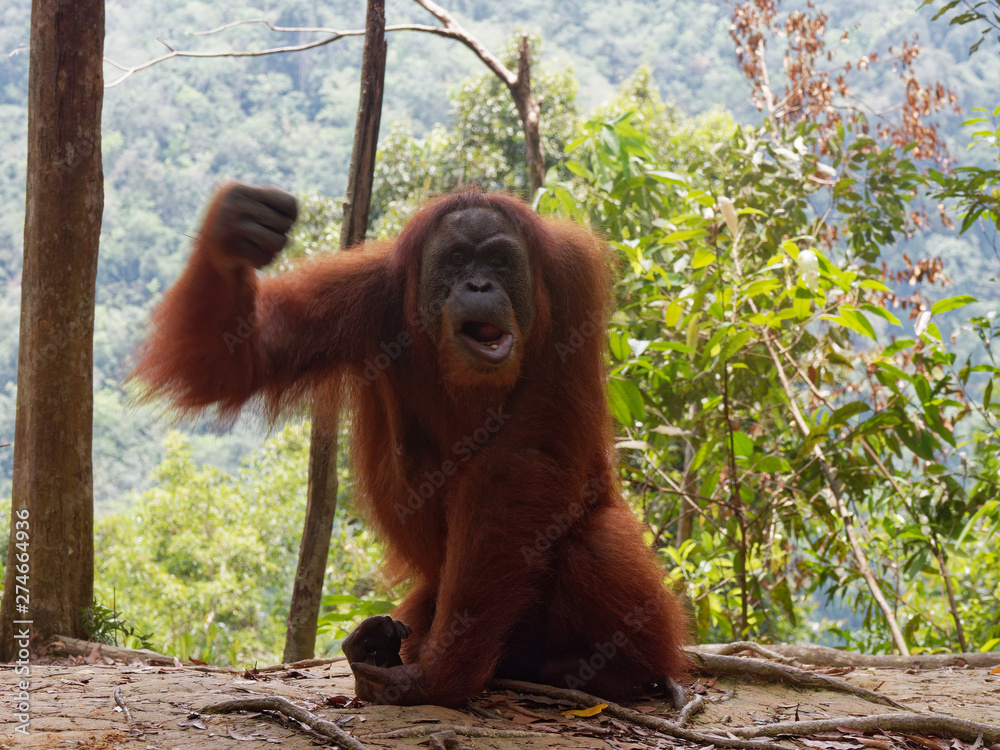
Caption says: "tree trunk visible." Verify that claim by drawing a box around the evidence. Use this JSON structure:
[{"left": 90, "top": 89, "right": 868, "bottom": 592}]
[
  {"left": 509, "top": 36, "right": 545, "bottom": 197},
  {"left": 0, "top": 0, "right": 104, "bottom": 660},
  {"left": 283, "top": 410, "right": 340, "bottom": 662},
  {"left": 283, "top": 0, "right": 386, "bottom": 663},
  {"left": 675, "top": 404, "right": 697, "bottom": 547}
]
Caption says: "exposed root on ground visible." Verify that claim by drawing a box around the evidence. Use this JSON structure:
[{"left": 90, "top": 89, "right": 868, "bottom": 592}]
[
  {"left": 692, "top": 642, "right": 1000, "bottom": 669},
  {"left": 491, "top": 678, "right": 796, "bottom": 750},
  {"left": 201, "top": 695, "right": 369, "bottom": 750},
  {"left": 687, "top": 650, "right": 910, "bottom": 709}
]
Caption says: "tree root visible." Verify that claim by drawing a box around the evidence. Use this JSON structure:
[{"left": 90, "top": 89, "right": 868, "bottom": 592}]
[
  {"left": 676, "top": 693, "right": 705, "bottom": 727},
  {"left": 687, "top": 651, "right": 910, "bottom": 710},
  {"left": 693, "top": 642, "right": 1000, "bottom": 669},
  {"left": 491, "top": 678, "right": 796, "bottom": 750},
  {"left": 201, "top": 696, "right": 369, "bottom": 750},
  {"left": 730, "top": 713, "right": 1000, "bottom": 744},
  {"left": 492, "top": 678, "right": 1000, "bottom": 747},
  {"left": 689, "top": 641, "right": 801, "bottom": 666}
]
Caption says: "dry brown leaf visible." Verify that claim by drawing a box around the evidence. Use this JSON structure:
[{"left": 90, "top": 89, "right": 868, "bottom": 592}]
[
  {"left": 855, "top": 739, "right": 893, "bottom": 749},
  {"left": 801, "top": 739, "right": 864, "bottom": 750},
  {"left": 631, "top": 704, "right": 661, "bottom": 714},
  {"left": 903, "top": 735, "right": 949, "bottom": 750}
]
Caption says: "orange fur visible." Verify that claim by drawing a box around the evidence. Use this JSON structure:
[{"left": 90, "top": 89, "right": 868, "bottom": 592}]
[{"left": 134, "top": 187, "right": 689, "bottom": 705}]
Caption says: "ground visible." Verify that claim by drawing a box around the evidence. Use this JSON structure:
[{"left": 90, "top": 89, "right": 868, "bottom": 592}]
[{"left": 1, "top": 656, "right": 999, "bottom": 749}]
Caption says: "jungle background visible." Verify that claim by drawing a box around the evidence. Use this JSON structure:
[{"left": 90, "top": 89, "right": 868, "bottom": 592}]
[{"left": 1, "top": 0, "right": 999, "bottom": 667}]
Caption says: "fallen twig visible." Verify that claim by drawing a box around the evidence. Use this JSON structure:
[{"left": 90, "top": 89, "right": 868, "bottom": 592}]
[
  {"left": 256, "top": 655, "right": 348, "bottom": 673},
  {"left": 676, "top": 694, "right": 705, "bottom": 727},
  {"left": 201, "top": 696, "right": 368, "bottom": 750},
  {"left": 688, "top": 651, "right": 910, "bottom": 710},
  {"left": 730, "top": 713, "right": 1000, "bottom": 744},
  {"left": 491, "top": 678, "right": 794, "bottom": 750},
  {"left": 113, "top": 685, "right": 133, "bottom": 724}
]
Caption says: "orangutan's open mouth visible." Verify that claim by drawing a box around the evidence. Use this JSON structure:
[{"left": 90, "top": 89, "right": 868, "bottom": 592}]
[{"left": 457, "top": 320, "right": 514, "bottom": 364}]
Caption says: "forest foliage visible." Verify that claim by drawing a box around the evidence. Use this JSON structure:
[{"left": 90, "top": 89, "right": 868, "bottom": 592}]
[{"left": 0, "top": 0, "right": 999, "bottom": 663}]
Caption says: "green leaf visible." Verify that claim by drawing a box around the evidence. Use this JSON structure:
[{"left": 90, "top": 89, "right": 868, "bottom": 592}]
[
  {"left": 699, "top": 465, "right": 721, "bottom": 497},
  {"left": 685, "top": 313, "right": 702, "bottom": 354},
  {"left": 753, "top": 455, "right": 791, "bottom": 473},
  {"left": 980, "top": 638, "right": 1000, "bottom": 653},
  {"left": 859, "top": 279, "right": 892, "bottom": 292},
  {"left": 881, "top": 339, "right": 916, "bottom": 357},
  {"left": 691, "top": 441, "right": 713, "bottom": 473},
  {"left": 664, "top": 301, "right": 683, "bottom": 328},
  {"left": 662, "top": 227, "right": 708, "bottom": 243},
  {"left": 646, "top": 341, "right": 696, "bottom": 354},
  {"left": 564, "top": 160, "right": 593, "bottom": 180},
  {"left": 821, "top": 312, "right": 875, "bottom": 340},
  {"left": 730, "top": 431, "right": 754, "bottom": 457},
  {"left": 647, "top": 170, "right": 688, "bottom": 186},
  {"left": 862, "top": 303, "right": 901, "bottom": 327},
  {"left": 829, "top": 402, "right": 870, "bottom": 426},
  {"left": 691, "top": 248, "right": 717, "bottom": 268},
  {"left": 742, "top": 279, "right": 782, "bottom": 299},
  {"left": 719, "top": 329, "right": 753, "bottom": 361},
  {"left": 793, "top": 296, "right": 811, "bottom": 320},
  {"left": 609, "top": 331, "right": 630, "bottom": 361},
  {"left": 608, "top": 377, "right": 645, "bottom": 423},
  {"left": 930, "top": 294, "right": 977, "bottom": 315}
]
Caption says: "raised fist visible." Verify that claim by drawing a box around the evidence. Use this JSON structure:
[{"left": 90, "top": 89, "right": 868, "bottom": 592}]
[{"left": 204, "top": 182, "right": 298, "bottom": 269}]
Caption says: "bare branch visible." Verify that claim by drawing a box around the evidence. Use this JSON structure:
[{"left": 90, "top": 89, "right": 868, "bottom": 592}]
[
  {"left": 410, "top": 0, "right": 515, "bottom": 86},
  {"left": 104, "top": 0, "right": 517, "bottom": 89},
  {"left": 102, "top": 1, "right": 543, "bottom": 191},
  {"left": 104, "top": 31, "right": 365, "bottom": 87},
  {"left": 191, "top": 18, "right": 346, "bottom": 36}
]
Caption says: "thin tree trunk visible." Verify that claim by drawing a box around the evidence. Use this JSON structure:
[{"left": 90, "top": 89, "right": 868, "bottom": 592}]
[
  {"left": 854, "top": 437, "right": 968, "bottom": 653},
  {"left": 509, "top": 36, "right": 544, "bottom": 196},
  {"left": 283, "top": 0, "right": 386, "bottom": 663},
  {"left": 764, "top": 340, "right": 910, "bottom": 655},
  {"left": 725, "top": 232, "right": 909, "bottom": 655},
  {"left": 676, "top": 404, "right": 697, "bottom": 547},
  {"left": 0, "top": 0, "right": 104, "bottom": 660}
]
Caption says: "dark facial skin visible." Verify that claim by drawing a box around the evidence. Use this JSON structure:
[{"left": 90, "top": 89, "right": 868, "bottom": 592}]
[{"left": 418, "top": 208, "right": 535, "bottom": 376}]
